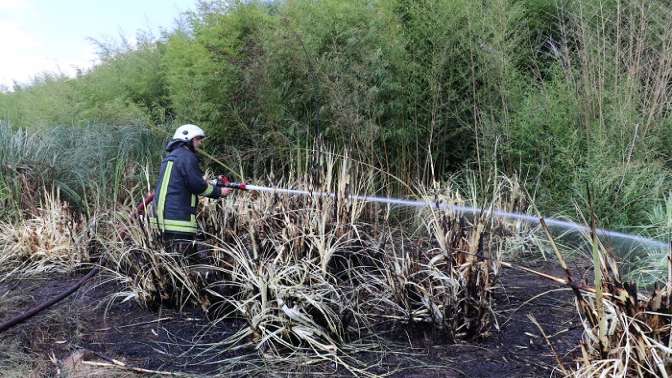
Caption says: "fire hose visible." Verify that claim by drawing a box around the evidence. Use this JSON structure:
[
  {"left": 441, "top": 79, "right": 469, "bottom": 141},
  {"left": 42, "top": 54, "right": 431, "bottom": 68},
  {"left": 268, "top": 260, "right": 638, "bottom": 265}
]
[{"left": 0, "top": 265, "right": 100, "bottom": 333}]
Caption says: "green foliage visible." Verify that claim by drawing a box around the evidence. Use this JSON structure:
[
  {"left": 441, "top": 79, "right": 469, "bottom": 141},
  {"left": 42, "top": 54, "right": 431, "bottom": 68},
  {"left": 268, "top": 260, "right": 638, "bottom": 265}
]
[
  {"left": 0, "top": 122, "right": 164, "bottom": 220},
  {"left": 163, "top": 30, "right": 228, "bottom": 127},
  {"left": 0, "top": 74, "right": 80, "bottom": 128},
  {"left": 0, "top": 0, "right": 670, "bottom": 232},
  {"left": 489, "top": 0, "right": 672, "bottom": 228},
  {"left": 76, "top": 36, "right": 167, "bottom": 125}
]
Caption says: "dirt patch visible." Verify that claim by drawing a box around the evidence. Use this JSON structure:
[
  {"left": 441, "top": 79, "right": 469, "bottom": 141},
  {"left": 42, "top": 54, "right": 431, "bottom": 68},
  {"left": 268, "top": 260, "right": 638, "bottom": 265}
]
[{"left": 0, "top": 261, "right": 586, "bottom": 377}]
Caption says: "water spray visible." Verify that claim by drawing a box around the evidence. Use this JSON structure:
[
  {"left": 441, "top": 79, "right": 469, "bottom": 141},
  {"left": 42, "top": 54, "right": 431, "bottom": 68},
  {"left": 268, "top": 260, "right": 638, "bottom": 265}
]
[
  {"left": 217, "top": 176, "right": 669, "bottom": 251},
  {"left": 145, "top": 123, "right": 668, "bottom": 251}
]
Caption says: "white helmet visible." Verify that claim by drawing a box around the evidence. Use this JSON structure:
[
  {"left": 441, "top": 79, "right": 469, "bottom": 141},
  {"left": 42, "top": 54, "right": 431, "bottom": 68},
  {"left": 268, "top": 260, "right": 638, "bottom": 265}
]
[{"left": 173, "top": 124, "right": 206, "bottom": 141}]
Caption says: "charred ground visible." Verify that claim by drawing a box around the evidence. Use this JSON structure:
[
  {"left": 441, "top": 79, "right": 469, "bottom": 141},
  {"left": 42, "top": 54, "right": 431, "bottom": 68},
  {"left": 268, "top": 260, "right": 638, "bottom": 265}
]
[{"left": 0, "top": 261, "right": 586, "bottom": 377}]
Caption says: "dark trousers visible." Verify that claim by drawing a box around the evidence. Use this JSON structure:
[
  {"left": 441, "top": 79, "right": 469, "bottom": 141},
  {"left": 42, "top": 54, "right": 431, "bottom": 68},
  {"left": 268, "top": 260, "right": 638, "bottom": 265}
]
[
  {"left": 161, "top": 232, "right": 209, "bottom": 264},
  {"left": 162, "top": 232, "right": 195, "bottom": 258}
]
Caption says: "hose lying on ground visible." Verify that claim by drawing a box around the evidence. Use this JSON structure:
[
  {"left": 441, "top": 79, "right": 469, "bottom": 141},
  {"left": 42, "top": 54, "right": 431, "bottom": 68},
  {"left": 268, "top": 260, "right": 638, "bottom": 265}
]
[
  {"left": 0, "top": 194, "right": 153, "bottom": 334},
  {"left": 0, "top": 265, "right": 100, "bottom": 334}
]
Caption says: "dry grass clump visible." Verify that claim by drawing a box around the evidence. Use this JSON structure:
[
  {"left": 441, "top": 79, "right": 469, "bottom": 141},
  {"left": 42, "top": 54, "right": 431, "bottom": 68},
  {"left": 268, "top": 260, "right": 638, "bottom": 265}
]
[
  {"left": 542, "top": 217, "right": 672, "bottom": 376},
  {"left": 571, "top": 249, "right": 672, "bottom": 377},
  {"left": 364, "top": 213, "right": 499, "bottom": 341},
  {"left": 359, "top": 176, "right": 528, "bottom": 341},
  {"left": 0, "top": 189, "right": 91, "bottom": 280},
  {"left": 208, "top": 239, "right": 350, "bottom": 356}
]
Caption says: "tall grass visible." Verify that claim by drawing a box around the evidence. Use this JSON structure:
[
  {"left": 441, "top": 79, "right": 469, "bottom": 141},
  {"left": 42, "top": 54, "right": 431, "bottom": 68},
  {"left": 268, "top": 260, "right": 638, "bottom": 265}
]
[
  {"left": 0, "top": 122, "right": 165, "bottom": 220},
  {"left": 487, "top": 0, "right": 672, "bottom": 232}
]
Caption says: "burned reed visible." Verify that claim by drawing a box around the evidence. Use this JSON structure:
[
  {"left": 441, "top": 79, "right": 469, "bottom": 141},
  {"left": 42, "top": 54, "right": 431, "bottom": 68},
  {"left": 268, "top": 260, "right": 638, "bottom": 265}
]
[{"left": 100, "top": 153, "right": 530, "bottom": 371}]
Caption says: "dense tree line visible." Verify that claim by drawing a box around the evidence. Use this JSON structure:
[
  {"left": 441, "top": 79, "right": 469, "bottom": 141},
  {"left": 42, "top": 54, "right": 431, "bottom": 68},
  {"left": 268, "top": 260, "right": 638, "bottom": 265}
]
[{"left": 1, "top": 0, "right": 670, "bottom": 229}]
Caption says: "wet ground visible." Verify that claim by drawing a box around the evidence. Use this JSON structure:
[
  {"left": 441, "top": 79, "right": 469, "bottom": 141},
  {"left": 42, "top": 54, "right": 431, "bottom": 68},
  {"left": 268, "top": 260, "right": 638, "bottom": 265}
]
[{"left": 0, "top": 261, "right": 586, "bottom": 377}]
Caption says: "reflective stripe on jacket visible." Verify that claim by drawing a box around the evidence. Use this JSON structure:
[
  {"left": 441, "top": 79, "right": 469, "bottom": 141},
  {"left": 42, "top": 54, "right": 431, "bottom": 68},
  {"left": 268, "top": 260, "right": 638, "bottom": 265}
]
[{"left": 151, "top": 140, "right": 221, "bottom": 234}]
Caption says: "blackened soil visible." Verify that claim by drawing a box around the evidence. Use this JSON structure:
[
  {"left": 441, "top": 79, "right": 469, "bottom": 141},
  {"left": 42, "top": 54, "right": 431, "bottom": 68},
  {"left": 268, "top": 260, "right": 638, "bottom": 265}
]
[
  {"left": 0, "top": 272, "right": 243, "bottom": 376},
  {"left": 0, "top": 261, "right": 586, "bottom": 377},
  {"left": 379, "top": 261, "right": 585, "bottom": 377}
]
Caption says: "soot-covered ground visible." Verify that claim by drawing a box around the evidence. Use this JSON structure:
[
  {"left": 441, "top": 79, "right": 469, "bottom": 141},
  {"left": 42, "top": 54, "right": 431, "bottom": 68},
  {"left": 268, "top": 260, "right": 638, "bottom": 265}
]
[{"left": 0, "top": 261, "right": 586, "bottom": 377}]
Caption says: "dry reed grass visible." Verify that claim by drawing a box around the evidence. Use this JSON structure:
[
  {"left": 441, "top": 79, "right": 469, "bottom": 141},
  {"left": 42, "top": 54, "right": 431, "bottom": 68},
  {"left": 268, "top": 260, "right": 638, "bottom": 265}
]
[
  {"left": 539, "top": 215, "right": 672, "bottom": 377},
  {"left": 100, "top": 153, "right": 529, "bottom": 372},
  {"left": 96, "top": 207, "right": 206, "bottom": 312},
  {"left": 358, "top": 175, "right": 527, "bottom": 340},
  {"left": 571, "top": 247, "right": 672, "bottom": 377},
  {"left": 0, "top": 189, "right": 91, "bottom": 281}
]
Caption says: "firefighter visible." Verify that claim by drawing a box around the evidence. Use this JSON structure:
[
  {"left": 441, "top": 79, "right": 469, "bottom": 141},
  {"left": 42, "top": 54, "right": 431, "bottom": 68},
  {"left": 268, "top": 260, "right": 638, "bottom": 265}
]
[{"left": 150, "top": 124, "right": 231, "bottom": 256}]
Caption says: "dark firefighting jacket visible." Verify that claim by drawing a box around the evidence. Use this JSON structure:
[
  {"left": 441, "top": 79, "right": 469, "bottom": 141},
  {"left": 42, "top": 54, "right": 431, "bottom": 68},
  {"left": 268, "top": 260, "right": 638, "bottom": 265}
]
[{"left": 150, "top": 140, "right": 221, "bottom": 234}]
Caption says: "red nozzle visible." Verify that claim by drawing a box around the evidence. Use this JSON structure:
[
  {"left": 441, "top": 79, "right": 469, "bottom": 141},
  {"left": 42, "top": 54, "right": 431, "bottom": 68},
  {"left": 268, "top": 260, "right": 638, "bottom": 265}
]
[
  {"left": 217, "top": 175, "right": 246, "bottom": 190},
  {"left": 217, "top": 175, "right": 230, "bottom": 186}
]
